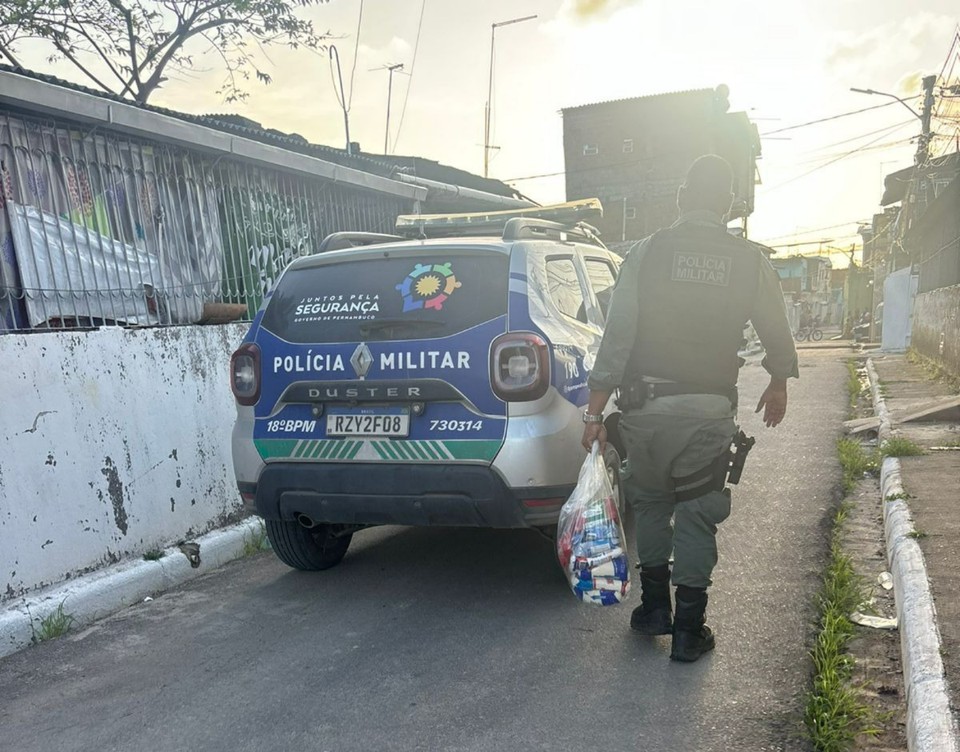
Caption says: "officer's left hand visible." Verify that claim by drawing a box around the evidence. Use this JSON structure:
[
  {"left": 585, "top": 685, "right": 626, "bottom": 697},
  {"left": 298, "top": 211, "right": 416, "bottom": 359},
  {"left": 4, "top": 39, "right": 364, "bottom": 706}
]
[
  {"left": 755, "top": 379, "right": 788, "bottom": 428},
  {"left": 581, "top": 422, "right": 607, "bottom": 453}
]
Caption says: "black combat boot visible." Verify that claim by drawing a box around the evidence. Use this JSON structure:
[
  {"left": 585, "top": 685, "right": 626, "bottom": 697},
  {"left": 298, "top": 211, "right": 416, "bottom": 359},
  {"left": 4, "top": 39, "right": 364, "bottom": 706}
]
[
  {"left": 630, "top": 565, "right": 673, "bottom": 635},
  {"left": 670, "top": 586, "right": 715, "bottom": 662}
]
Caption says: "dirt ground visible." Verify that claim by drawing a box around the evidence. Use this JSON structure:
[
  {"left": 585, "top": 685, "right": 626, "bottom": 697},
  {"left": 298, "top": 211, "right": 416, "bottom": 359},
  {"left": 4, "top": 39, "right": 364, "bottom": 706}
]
[
  {"left": 845, "top": 358, "right": 908, "bottom": 751},
  {"left": 843, "top": 475, "right": 908, "bottom": 751}
]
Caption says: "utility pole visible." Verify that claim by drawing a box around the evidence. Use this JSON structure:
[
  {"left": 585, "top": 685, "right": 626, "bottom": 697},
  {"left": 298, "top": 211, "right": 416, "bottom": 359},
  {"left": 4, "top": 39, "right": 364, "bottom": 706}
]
[
  {"left": 373, "top": 63, "right": 405, "bottom": 154},
  {"left": 917, "top": 74, "right": 937, "bottom": 165},
  {"left": 484, "top": 14, "right": 537, "bottom": 178},
  {"left": 330, "top": 46, "right": 351, "bottom": 155},
  {"left": 851, "top": 78, "right": 937, "bottom": 166}
]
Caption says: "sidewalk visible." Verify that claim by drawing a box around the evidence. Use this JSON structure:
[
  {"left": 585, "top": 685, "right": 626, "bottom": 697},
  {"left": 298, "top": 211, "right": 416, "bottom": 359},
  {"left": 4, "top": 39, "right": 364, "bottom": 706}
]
[{"left": 871, "top": 353, "right": 960, "bottom": 745}]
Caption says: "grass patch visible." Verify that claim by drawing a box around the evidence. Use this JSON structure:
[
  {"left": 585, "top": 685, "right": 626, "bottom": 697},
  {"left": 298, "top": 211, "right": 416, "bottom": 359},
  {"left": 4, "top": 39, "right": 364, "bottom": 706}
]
[
  {"left": 908, "top": 529, "right": 928, "bottom": 540},
  {"left": 31, "top": 600, "right": 76, "bottom": 643},
  {"left": 241, "top": 520, "right": 270, "bottom": 557},
  {"left": 837, "top": 437, "right": 879, "bottom": 496},
  {"left": 884, "top": 492, "right": 912, "bottom": 502},
  {"left": 907, "top": 348, "right": 960, "bottom": 393},
  {"left": 804, "top": 504, "right": 878, "bottom": 751},
  {"left": 845, "top": 360, "right": 863, "bottom": 416},
  {"left": 880, "top": 437, "right": 925, "bottom": 458},
  {"left": 143, "top": 548, "right": 165, "bottom": 561}
]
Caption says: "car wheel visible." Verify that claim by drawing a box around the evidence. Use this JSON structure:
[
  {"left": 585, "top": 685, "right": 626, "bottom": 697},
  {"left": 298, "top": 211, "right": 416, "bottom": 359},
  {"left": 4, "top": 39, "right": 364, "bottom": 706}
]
[{"left": 265, "top": 519, "right": 352, "bottom": 571}]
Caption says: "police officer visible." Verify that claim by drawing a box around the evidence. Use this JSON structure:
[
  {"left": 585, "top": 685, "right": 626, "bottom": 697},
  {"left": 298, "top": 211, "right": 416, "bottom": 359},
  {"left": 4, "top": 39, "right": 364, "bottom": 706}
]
[{"left": 580, "top": 155, "right": 798, "bottom": 662}]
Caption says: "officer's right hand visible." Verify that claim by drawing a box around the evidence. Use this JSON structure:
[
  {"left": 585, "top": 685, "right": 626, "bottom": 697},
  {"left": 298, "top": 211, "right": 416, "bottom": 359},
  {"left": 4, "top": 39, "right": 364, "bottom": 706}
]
[
  {"left": 581, "top": 422, "right": 607, "bottom": 453},
  {"left": 755, "top": 379, "right": 788, "bottom": 428}
]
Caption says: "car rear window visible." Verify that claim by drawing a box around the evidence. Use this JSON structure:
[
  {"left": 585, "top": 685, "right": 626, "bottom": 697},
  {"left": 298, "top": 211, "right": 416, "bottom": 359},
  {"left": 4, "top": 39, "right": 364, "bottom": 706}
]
[{"left": 261, "top": 251, "right": 509, "bottom": 343}]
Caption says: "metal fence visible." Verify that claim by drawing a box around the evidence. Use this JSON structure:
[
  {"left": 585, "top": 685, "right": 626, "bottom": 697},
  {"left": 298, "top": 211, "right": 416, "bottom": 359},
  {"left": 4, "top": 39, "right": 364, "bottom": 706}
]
[{"left": 0, "top": 109, "right": 410, "bottom": 332}]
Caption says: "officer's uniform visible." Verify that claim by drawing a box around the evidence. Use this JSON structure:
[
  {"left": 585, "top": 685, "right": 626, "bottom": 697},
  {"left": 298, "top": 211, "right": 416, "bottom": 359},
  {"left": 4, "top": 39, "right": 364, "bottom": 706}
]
[{"left": 588, "top": 209, "right": 798, "bottom": 589}]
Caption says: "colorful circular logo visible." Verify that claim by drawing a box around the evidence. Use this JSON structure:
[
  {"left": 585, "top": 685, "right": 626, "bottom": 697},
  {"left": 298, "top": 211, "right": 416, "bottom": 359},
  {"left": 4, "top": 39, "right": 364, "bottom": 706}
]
[{"left": 396, "top": 262, "right": 461, "bottom": 312}]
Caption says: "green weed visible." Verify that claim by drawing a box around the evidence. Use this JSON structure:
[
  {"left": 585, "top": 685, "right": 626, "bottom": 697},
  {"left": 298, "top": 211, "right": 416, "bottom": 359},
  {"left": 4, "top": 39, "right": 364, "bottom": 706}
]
[
  {"left": 32, "top": 600, "right": 75, "bottom": 643},
  {"left": 908, "top": 530, "right": 928, "bottom": 540},
  {"left": 143, "top": 548, "right": 165, "bottom": 561},
  {"left": 241, "top": 520, "right": 270, "bottom": 556},
  {"left": 884, "top": 492, "right": 912, "bottom": 502},
  {"left": 804, "top": 504, "right": 879, "bottom": 751},
  {"left": 880, "top": 437, "right": 925, "bottom": 458},
  {"left": 845, "top": 360, "right": 863, "bottom": 416},
  {"left": 837, "top": 437, "right": 879, "bottom": 496}
]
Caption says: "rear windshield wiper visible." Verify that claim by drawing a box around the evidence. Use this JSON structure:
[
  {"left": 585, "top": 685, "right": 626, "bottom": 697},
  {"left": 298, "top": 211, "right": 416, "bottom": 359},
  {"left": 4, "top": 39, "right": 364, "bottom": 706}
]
[{"left": 359, "top": 319, "right": 446, "bottom": 338}]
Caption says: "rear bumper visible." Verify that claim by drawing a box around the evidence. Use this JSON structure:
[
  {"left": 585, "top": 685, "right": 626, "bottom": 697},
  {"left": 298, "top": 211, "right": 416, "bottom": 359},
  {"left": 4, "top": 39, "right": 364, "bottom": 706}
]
[{"left": 252, "top": 463, "right": 572, "bottom": 528}]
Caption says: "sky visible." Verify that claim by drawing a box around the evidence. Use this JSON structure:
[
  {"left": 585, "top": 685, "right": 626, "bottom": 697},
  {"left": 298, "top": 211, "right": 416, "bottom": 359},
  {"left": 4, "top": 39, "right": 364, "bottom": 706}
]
[{"left": 12, "top": 0, "right": 960, "bottom": 267}]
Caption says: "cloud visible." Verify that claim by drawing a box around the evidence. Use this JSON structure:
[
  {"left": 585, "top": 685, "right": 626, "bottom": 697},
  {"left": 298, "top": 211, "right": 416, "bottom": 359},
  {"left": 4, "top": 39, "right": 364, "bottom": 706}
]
[
  {"left": 825, "top": 13, "right": 954, "bottom": 88},
  {"left": 557, "top": 0, "right": 643, "bottom": 23}
]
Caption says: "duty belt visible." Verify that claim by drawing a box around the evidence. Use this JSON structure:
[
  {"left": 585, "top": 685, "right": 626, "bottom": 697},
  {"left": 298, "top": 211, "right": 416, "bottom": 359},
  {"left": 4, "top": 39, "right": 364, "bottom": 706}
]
[{"left": 616, "top": 380, "right": 738, "bottom": 411}]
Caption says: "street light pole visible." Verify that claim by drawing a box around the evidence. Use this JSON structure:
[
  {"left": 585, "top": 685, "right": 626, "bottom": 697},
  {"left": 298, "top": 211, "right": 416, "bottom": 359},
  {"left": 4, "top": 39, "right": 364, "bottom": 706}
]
[
  {"left": 484, "top": 14, "right": 537, "bottom": 178},
  {"left": 850, "top": 75, "right": 937, "bottom": 165}
]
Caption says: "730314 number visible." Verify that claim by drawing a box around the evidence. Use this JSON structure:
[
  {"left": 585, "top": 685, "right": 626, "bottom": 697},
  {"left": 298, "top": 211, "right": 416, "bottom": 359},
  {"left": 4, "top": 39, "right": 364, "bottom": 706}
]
[{"left": 429, "top": 419, "right": 483, "bottom": 432}]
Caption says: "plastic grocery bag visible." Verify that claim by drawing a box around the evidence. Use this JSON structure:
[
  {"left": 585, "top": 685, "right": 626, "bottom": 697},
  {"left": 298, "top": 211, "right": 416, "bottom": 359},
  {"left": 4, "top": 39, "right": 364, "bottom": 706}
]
[{"left": 556, "top": 441, "right": 631, "bottom": 605}]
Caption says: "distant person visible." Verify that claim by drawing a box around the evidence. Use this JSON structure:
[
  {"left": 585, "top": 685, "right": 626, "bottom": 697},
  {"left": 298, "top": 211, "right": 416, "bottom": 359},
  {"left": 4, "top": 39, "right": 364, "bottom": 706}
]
[{"left": 580, "top": 155, "right": 798, "bottom": 662}]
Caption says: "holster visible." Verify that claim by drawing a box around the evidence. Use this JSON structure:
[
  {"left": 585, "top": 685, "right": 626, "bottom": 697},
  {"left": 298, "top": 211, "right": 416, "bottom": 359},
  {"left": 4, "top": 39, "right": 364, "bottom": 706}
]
[{"left": 671, "top": 430, "right": 755, "bottom": 503}]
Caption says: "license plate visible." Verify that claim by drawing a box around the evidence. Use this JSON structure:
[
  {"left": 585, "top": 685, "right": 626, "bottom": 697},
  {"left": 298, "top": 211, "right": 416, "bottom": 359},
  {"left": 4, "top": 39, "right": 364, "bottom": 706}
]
[{"left": 326, "top": 412, "right": 410, "bottom": 437}]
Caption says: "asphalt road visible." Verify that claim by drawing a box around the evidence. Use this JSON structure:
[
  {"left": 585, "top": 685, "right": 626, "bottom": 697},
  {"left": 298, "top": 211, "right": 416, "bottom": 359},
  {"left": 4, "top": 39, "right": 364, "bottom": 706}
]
[{"left": 0, "top": 349, "right": 847, "bottom": 752}]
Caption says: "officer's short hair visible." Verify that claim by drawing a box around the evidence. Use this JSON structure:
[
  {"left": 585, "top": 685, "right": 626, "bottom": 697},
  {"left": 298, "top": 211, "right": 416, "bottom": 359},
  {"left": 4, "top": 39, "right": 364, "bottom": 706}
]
[{"left": 682, "top": 155, "right": 734, "bottom": 206}]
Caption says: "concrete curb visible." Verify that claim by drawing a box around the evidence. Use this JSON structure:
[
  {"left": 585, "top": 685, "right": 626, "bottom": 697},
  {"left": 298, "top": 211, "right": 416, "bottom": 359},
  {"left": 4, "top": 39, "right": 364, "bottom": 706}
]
[
  {"left": 867, "top": 358, "right": 959, "bottom": 752},
  {"left": 0, "top": 517, "right": 264, "bottom": 659}
]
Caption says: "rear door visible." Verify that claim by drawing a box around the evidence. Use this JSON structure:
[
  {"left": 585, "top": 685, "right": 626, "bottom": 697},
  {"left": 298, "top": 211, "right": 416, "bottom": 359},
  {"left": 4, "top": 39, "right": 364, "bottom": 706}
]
[{"left": 252, "top": 247, "right": 510, "bottom": 465}]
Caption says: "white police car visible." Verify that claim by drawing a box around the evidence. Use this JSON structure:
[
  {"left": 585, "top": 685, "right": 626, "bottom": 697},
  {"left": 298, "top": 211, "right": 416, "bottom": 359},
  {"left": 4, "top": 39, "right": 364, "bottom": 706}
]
[{"left": 230, "top": 200, "right": 625, "bottom": 570}]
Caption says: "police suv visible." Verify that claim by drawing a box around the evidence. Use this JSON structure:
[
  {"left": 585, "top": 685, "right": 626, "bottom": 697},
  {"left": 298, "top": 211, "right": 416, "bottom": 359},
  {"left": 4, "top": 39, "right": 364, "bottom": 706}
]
[{"left": 230, "top": 200, "right": 624, "bottom": 570}]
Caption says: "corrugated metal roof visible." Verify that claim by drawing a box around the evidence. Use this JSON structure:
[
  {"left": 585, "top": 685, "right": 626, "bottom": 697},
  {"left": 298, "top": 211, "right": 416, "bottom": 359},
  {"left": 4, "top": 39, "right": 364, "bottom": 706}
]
[
  {"left": 561, "top": 88, "right": 715, "bottom": 113},
  {"left": 0, "top": 64, "right": 523, "bottom": 200}
]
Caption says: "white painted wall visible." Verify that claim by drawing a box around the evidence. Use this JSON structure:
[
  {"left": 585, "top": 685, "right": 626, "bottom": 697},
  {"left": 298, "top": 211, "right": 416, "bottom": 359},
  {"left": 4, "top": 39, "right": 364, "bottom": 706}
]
[
  {"left": 882, "top": 268, "right": 919, "bottom": 353},
  {"left": 0, "top": 324, "right": 248, "bottom": 601}
]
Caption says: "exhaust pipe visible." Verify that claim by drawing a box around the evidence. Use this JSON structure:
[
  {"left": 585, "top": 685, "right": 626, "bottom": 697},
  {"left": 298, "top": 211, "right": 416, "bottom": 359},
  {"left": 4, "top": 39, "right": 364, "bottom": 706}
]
[{"left": 296, "top": 513, "right": 318, "bottom": 529}]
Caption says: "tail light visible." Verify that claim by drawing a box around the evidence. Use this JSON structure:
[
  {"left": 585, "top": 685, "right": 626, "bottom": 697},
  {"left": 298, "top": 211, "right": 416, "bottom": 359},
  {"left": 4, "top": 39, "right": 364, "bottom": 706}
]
[
  {"left": 490, "top": 332, "right": 550, "bottom": 402},
  {"left": 230, "top": 343, "right": 261, "bottom": 406}
]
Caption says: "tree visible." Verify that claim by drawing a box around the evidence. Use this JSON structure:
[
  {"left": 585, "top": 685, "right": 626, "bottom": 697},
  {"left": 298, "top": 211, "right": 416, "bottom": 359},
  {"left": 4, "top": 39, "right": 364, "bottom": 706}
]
[{"left": 0, "top": 0, "right": 329, "bottom": 104}]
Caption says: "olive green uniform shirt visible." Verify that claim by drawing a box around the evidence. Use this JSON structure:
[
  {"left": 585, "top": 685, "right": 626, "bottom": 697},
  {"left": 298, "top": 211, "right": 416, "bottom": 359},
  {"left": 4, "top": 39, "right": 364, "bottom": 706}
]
[{"left": 588, "top": 210, "right": 799, "bottom": 392}]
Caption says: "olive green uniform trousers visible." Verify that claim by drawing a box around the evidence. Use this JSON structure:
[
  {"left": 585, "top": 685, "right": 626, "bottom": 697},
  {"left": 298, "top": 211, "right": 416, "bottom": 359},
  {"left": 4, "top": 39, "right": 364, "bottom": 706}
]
[{"left": 618, "top": 393, "right": 737, "bottom": 589}]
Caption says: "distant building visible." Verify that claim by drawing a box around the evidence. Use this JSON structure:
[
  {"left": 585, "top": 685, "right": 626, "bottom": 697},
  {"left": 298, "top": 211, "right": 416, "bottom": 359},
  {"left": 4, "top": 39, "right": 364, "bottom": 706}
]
[
  {"left": 561, "top": 85, "right": 760, "bottom": 243},
  {"left": 769, "top": 255, "right": 834, "bottom": 327}
]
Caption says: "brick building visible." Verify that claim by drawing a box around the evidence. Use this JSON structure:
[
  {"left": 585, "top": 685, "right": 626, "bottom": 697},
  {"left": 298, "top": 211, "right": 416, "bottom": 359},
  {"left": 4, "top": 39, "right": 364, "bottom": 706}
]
[{"left": 561, "top": 86, "right": 760, "bottom": 243}]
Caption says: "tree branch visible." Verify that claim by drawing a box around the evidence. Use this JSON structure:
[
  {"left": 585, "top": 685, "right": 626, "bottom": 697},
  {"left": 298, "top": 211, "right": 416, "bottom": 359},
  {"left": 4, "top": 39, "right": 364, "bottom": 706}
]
[
  {"left": 138, "top": 15, "right": 246, "bottom": 101},
  {"left": 51, "top": 39, "right": 115, "bottom": 94},
  {"left": 0, "top": 41, "right": 25, "bottom": 69},
  {"left": 106, "top": 0, "right": 143, "bottom": 90},
  {"left": 61, "top": 6, "right": 131, "bottom": 90}
]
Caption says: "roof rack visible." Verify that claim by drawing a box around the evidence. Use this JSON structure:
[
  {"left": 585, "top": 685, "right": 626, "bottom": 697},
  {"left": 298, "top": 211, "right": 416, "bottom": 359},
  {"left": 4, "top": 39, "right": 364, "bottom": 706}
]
[
  {"left": 315, "top": 232, "right": 405, "bottom": 254},
  {"left": 501, "top": 217, "right": 605, "bottom": 248},
  {"left": 395, "top": 199, "right": 604, "bottom": 243}
]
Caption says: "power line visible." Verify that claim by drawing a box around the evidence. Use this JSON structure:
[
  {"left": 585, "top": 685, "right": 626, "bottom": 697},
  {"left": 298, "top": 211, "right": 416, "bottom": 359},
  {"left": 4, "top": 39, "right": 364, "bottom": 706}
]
[
  {"left": 758, "top": 121, "right": 916, "bottom": 194},
  {"left": 759, "top": 98, "right": 918, "bottom": 136},
  {"left": 347, "top": 0, "right": 364, "bottom": 111},
  {"left": 755, "top": 219, "right": 872, "bottom": 245},
  {"left": 504, "top": 121, "right": 915, "bottom": 185},
  {"left": 391, "top": 0, "right": 426, "bottom": 153}
]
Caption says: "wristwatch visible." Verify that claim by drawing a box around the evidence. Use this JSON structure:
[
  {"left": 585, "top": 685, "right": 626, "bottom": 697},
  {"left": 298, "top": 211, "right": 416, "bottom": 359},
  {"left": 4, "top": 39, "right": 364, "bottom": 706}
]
[{"left": 582, "top": 411, "right": 604, "bottom": 424}]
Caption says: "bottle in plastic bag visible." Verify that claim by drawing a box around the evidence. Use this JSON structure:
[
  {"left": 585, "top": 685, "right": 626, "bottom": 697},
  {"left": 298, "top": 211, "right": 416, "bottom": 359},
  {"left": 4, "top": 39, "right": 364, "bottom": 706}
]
[{"left": 556, "top": 441, "right": 631, "bottom": 605}]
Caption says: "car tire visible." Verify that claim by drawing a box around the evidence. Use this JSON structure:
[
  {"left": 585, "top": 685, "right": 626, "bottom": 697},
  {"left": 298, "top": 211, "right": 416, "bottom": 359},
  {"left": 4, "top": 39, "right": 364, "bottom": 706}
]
[{"left": 265, "top": 520, "right": 352, "bottom": 571}]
